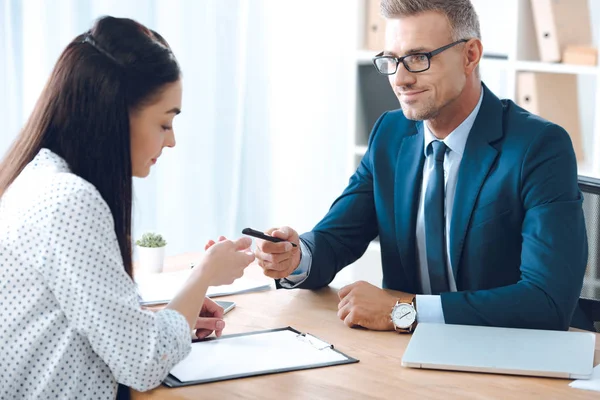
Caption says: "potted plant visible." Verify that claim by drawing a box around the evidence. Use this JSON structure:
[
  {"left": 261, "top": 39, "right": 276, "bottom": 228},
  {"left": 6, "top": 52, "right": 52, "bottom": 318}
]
[{"left": 135, "top": 232, "right": 167, "bottom": 274}]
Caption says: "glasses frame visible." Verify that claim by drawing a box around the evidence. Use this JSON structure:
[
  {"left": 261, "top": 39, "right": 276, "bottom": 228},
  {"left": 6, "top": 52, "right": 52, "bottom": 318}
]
[{"left": 372, "top": 39, "right": 469, "bottom": 75}]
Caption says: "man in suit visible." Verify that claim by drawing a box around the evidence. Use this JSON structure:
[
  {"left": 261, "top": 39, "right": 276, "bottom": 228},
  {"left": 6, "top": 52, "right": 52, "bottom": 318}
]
[{"left": 254, "top": 0, "right": 592, "bottom": 331}]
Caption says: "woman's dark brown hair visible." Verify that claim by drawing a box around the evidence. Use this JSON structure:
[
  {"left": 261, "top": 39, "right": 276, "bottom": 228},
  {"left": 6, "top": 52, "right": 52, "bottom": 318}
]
[{"left": 0, "top": 16, "right": 181, "bottom": 278}]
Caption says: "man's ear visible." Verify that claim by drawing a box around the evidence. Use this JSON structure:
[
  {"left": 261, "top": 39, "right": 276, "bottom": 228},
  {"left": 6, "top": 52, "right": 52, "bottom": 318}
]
[{"left": 464, "top": 38, "right": 483, "bottom": 76}]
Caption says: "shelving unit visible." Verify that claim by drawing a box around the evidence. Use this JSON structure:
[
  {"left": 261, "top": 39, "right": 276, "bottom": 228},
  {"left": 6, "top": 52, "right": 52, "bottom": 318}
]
[
  {"left": 513, "top": 60, "right": 599, "bottom": 75},
  {"left": 343, "top": 0, "right": 600, "bottom": 295}
]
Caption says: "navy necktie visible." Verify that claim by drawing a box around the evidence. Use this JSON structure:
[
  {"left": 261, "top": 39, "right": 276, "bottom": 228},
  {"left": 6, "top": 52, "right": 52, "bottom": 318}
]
[{"left": 425, "top": 140, "right": 450, "bottom": 294}]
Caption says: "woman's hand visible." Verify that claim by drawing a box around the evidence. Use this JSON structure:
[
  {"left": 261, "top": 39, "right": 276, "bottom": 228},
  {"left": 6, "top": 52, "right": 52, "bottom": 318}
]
[
  {"left": 194, "top": 297, "right": 225, "bottom": 339},
  {"left": 196, "top": 237, "right": 255, "bottom": 286},
  {"left": 204, "top": 236, "right": 226, "bottom": 251}
]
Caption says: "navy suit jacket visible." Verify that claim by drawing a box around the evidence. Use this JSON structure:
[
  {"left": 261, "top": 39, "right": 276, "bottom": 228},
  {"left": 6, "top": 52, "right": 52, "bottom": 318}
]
[{"left": 297, "top": 84, "right": 591, "bottom": 331}]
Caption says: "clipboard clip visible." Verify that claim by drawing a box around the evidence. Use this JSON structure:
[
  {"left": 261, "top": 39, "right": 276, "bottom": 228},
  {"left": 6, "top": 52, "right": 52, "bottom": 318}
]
[{"left": 296, "top": 332, "right": 333, "bottom": 350}]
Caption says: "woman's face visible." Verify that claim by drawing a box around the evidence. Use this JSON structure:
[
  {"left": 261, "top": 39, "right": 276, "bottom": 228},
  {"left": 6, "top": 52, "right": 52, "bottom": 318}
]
[{"left": 129, "top": 80, "right": 182, "bottom": 177}]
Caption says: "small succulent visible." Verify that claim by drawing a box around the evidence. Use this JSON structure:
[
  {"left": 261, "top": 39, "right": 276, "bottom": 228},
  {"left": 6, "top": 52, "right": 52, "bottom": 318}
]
[{"left": 135, "top": 232, "right": 167, "bottom": 248}]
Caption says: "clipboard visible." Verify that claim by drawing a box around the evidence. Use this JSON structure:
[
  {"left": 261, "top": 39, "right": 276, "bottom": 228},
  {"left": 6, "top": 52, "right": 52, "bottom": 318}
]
[{"left": 163, "top": 327, "right": 358, "bottom": 387}]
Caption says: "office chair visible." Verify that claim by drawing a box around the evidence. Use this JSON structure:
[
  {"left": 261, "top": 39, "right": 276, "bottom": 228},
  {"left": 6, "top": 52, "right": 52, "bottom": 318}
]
[{"left": 578, "top": 176, "right": 600, "bottom": 332}]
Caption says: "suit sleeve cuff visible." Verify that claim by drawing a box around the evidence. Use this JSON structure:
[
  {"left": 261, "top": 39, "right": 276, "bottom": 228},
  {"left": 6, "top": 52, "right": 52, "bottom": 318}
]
[
  {"left": 278, "top": 239, "right": 312, "bottom": 288},
  {"left": 416, "top": 295, "right": 446, "bottom": 324}
]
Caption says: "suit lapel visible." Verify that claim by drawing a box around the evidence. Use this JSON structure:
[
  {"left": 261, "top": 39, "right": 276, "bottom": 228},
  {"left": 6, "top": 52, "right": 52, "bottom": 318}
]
[
  {"left": 394, "top": 124, "right": 425, "bottom": 290},
  {"left": 449, "top": 86, "right": 504, "bottom": 281}
]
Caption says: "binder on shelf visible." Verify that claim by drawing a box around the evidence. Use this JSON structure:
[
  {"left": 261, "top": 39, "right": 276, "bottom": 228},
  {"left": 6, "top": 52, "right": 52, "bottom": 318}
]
[
  {"left": 516, "top": 72, "right": 583, "bottom": 161},
  {"left": 530, "top": 0, "right": 591, "bottom": 63},
  {"left": 365, "top": 0, "right": 385, "bottom": 51},
  {"left": 163, "top": 327, "right": 358, "bottom": 387},
  {"left": 563, "top": 45, "right": 598, "bottom": 66}
]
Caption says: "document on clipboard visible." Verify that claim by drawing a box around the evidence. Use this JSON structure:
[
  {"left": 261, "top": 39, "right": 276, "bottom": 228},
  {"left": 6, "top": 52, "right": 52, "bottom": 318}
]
[{"left": 163, "top": 327, "right": 358, "bottom": 387}]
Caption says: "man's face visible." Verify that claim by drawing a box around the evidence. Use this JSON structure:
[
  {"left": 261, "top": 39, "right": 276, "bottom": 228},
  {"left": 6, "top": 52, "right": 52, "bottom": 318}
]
[{"left": 385, "top": 11, "right": 467, "bottom": 121}]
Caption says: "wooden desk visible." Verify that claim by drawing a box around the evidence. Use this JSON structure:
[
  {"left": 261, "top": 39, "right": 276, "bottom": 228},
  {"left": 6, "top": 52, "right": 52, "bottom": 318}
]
[{"left": 133, "top": 253, "right": 600, "bottom": 400}]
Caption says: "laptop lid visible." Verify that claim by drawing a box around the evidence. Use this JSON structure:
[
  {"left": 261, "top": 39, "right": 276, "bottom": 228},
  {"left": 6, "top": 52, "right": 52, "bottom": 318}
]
[{"left": 402, "top": 323, "right": 596, "bottom": 379}]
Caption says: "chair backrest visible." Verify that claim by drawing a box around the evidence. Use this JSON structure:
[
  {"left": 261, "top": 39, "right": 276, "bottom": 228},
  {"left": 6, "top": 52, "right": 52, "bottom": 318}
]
[{"left": 578, "top": 176, "right": 600, "bottom": 332}]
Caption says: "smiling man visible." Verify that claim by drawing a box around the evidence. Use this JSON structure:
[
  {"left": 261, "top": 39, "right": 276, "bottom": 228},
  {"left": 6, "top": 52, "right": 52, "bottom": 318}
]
[{"left": 253, "top": 0, "right": 592, "bottom": 333}]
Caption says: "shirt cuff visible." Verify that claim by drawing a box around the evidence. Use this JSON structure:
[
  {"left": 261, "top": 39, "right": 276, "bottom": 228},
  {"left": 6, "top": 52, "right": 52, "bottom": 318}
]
[
  {"left": 415, "top": 295, "right": 445, "bottom": 324},
  {"left": 278, "top": 239, "right": 312, "bottom": 288}
]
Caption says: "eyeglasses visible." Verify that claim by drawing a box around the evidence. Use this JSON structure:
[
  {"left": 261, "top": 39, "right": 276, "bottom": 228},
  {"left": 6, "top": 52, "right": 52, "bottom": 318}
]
[{"left": 372, "top": 39, "right": 468, "bottom": 75}]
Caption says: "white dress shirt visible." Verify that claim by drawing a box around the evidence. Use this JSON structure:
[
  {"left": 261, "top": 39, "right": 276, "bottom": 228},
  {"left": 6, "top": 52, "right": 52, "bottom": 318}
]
[
  {"left": 284, "top": 89, "right": 484, "bottom": 325},
  {"left": 0, "top": 149, "right": 191, "bottom": 399}
]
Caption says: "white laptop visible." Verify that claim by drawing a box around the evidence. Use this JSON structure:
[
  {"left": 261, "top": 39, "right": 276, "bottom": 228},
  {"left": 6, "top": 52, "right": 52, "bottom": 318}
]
[{"left": 402, "top": 323, "right": 596, "bottom": 379}]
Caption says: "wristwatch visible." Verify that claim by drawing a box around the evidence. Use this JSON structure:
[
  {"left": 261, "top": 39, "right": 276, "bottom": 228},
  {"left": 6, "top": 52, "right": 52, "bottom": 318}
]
[{"left": 390, "top": 294, "right": 417, "bottom": 333}]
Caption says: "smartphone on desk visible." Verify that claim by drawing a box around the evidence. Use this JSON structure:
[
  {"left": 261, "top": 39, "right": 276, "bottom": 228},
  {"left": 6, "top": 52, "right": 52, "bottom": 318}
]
[{"left": 215, "top": 300, "right": 236, "bottom": 315}]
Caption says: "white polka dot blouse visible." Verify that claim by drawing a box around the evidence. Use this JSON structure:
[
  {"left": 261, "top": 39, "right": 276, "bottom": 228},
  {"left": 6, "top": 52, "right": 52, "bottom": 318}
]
[{"left": 0, "top": 149, "right": 192, "bottom": 399}]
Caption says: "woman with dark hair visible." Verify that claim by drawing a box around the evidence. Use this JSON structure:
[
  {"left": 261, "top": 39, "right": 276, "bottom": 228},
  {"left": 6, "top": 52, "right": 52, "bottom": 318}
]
[{"left": 0, "top": 16, "right": 254, "bottom": 399}]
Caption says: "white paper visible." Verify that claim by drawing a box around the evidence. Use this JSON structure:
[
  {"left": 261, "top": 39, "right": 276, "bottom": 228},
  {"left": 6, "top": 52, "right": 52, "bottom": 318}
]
[
  {"left": 169, "top": 329, "right": 349, "bottom": 382},
  {"left": 135, "top": 269, "right": 272, "bottom": 305},
  {"left": 570, "top": 365, "right": 600, "bottom": 392}
]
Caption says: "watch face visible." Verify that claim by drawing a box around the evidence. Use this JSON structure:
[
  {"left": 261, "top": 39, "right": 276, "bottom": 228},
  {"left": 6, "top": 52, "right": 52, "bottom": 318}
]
[{"left": 392, "top": 303, "right": 416, "bottom": 329}]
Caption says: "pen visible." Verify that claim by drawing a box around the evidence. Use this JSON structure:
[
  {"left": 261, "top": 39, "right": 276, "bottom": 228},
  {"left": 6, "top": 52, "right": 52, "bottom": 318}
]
[{"left": 242, "top": 227, "right": 298, "bottom": 247}]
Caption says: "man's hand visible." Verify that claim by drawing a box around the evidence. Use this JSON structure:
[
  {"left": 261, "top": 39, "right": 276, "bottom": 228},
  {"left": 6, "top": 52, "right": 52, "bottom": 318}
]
[
  {"left": 337, "top": 281, "right": 401, "bottom": 330},
  {"left": 254, "top": 226, "right": 302, "bottom": 279},
  {"left": 194, "top": 297, "right": 225, "bottom": 339}
]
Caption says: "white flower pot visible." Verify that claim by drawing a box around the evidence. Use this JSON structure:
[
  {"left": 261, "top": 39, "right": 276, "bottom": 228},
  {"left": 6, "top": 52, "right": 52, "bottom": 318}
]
[{"left": 137, "top": 245, "right": 166, "bottom": 274}]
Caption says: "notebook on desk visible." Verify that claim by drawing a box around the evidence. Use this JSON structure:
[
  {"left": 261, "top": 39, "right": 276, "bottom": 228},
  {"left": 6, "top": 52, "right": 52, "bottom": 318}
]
[
  {"left": 164, "top": 327, "right": 358, "bottom": 387},
  {"left": 135, "top": 269, "right": 272, "bottom": 306},
  {"left": 402, "top": 323, "right": 596, "bottom": 379}
]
